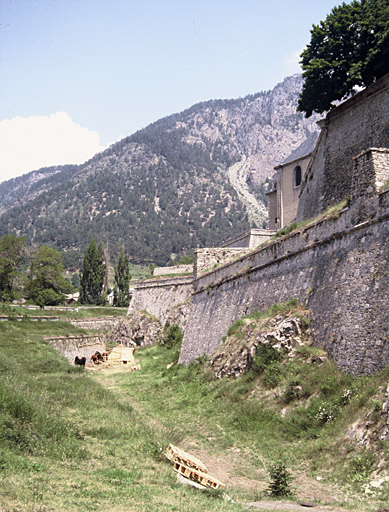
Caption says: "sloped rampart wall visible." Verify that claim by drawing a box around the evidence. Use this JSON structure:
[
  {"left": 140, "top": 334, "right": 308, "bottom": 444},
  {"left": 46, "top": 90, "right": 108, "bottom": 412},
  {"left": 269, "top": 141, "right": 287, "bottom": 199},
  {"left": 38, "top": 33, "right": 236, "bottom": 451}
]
[
  {"left": 128, "top": 276, "right": 192, "bottom": 324},
  {"left": 179, "top": 191, "right": 389, "bottom": 374}
]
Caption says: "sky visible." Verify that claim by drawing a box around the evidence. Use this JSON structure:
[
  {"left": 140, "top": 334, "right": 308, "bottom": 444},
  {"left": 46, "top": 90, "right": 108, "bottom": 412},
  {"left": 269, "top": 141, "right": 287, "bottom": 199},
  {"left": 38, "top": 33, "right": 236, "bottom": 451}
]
[{"left": 0, "top": 0, "right": 340, "bottom": 183}]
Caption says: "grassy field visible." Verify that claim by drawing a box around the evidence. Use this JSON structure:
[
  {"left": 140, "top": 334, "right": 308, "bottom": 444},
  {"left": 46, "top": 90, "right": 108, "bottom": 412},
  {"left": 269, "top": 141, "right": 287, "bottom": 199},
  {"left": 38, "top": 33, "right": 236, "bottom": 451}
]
[{"left": 0, "top": 308, "right": 388, "bottom": 512}]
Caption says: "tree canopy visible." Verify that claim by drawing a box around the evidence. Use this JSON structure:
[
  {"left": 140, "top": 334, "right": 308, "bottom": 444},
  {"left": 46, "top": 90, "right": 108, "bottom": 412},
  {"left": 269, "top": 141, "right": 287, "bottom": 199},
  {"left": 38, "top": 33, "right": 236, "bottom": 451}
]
[
  {"left": 0, "top": 234, "right": 26, "bottom": 301},
  {"left": 28, "top": 245, "right": 73, "bottom": 306},
  {"left": 79, "top": 240, "right": 106, "bottom": 305},
  {"left": 298, "top": 0, "right": 389, "bottom": 117},
  {"left": 113, "top": 247, "right": 131, "bottom": 307}
]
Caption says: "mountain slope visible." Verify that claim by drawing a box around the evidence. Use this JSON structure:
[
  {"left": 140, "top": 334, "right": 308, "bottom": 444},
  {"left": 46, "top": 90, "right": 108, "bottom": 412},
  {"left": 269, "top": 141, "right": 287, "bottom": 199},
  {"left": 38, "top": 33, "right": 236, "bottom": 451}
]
[{"left": 0, "top": 74, "right": 320, "bottom": 267}]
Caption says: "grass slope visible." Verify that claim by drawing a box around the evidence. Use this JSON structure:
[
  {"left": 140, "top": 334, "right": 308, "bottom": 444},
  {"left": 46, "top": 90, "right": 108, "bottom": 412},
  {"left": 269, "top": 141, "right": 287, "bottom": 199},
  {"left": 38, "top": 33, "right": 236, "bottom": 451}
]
[{"left": 0, "top": 308, "right": 388, "bottom": 511}]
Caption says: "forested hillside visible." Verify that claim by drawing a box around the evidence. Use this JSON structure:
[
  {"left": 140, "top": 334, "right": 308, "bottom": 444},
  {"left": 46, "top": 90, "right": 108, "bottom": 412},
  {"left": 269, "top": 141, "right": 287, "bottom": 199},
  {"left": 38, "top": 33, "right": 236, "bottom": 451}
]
[{"left": 0, "top": 74, "right": 319, "bottom": 267}]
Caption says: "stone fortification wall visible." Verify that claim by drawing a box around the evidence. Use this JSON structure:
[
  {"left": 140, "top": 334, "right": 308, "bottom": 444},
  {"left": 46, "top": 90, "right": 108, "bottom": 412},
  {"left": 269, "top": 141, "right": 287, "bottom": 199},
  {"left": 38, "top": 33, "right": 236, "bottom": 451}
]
[
  {"left": 68, "top": 317, "right": 120, "bottom": 331},
  {"left": 179, "top": 190, "right": 389, "bottom": 374},
  {"left": 221, "top": 229, "right": 275, "bottom": 249},
  {"left": 351, "top": 148, "right": 389, "bottom": 201},
  {"left": 47, "top": 335, "right": 106, "bottom": 365},
  {"left": 297, "top": 74, "right": 389, "bottom": 221},
  {"left": 127, "top": 276, "right": 192, "bottom": 324},
  {"left": 153, "top": 265, "right": 193, "bottom": 276},
  {"left": 194, "top": 247, "right": 249, "bottom": 281}
]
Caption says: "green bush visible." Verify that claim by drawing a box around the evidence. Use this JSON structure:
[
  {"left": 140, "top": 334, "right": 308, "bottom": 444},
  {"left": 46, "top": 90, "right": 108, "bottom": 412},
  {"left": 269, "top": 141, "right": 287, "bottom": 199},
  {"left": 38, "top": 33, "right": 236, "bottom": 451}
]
[
  {"left": 263, "top": 361, "right": 283, "bottom": 388},
  {"left": 315, "top": 401, "right": 339, "bottom": 425},
  {"left": 227, "top": 319, "right": 244, "bottom": 336},
  {"left": 283, "top": 380, "right": 302, "bottom": 403},
  {"left": 267, "top": 460, "right": 293, "bottom": 496},
  {"left": 36, "top": 289, "right": 63, "bottom": 307},
  {"left": 252, "top": 343, "right": 282, "bottom": 375},
  {"left": 161, "top": 323, "right": 183, "bottom": 350}
]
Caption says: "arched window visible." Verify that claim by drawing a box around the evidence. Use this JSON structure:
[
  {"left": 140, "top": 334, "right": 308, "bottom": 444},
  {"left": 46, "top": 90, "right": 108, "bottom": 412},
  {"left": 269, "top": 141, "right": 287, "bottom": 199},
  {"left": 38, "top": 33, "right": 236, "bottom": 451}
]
[{"left": 294, "top": 165, "right": 302, "bottom": 187}]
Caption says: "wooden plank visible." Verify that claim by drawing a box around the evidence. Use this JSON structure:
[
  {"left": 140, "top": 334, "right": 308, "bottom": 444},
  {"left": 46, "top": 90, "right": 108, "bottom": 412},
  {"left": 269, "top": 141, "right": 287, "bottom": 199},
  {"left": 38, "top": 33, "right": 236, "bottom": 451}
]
[
  {"left": 166, "top": 444, "right": 208, "bottom": 473},
  {"left": 172, "top": 461, "right": 225, "bottom": 489}
]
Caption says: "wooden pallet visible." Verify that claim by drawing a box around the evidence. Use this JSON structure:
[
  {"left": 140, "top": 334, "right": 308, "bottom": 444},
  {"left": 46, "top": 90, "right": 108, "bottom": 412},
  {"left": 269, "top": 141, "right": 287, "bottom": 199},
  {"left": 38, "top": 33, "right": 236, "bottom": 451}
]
[
  {"left": 166, "top": 444, "right": 225, "bottom": 489},
  {"left": 166, "top": 444, "right": 208, "bottom": 473},
  {"left": 172, "top": 460, "right": 225, "bottom": 489}
]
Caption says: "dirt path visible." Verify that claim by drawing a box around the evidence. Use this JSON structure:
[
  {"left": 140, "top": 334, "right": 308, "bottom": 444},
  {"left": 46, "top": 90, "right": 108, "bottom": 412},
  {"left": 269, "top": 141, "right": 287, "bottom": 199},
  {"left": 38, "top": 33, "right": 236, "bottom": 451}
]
[
  {"left": 92, "top": 365, "right": 363, "bottom": 512},
  {"left": 244, "top": 502, "right": 356, "bottom": 511}
]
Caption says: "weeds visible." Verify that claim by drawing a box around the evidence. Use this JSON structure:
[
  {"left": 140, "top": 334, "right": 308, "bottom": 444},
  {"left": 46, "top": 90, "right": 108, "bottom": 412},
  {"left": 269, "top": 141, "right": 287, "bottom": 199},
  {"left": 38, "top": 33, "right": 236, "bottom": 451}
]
[
  {"left": 349, "top": 450, "right": 376, "bottom": 481},
  {"left": 161, "top": 323, "right": 183, "bottom": 349},
  {"left": 227, "top": 319, "right": 245, "bottom": 336},
  {"left": 273, "top": 199, "right": 349, "bottom": 239}
]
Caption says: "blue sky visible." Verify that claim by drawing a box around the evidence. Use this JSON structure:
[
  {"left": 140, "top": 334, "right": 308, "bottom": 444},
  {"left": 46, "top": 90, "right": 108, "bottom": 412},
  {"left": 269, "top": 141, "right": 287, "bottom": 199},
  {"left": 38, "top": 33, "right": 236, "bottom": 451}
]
[{"left": 0, "top": 0, "right": 339, "bottom": 182}]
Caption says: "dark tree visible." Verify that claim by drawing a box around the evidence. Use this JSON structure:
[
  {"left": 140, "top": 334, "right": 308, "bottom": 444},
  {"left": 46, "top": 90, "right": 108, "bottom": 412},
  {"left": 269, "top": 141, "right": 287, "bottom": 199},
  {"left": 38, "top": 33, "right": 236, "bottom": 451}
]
[
  {"left": 79, "top": 240, "right": 106, "bottom": 305},
  {"left": 113, "top": 247, "right": 131, "bottom": 307},
  {"left": 0, "top": 234, "right": 26, "bottom": 301},
  {"left": 298, "top": 0, "right": 389, "bottom": 117},
  {"left": 28, "top": 245, "right": 73, "bottom": 306}
]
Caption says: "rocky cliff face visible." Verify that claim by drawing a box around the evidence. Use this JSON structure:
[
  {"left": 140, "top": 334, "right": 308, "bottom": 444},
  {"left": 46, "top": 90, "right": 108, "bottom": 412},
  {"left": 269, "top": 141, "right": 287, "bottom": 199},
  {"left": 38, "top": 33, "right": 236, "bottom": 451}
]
[{"left": 0, "top": 74, "right": 320, "bottom": 266}]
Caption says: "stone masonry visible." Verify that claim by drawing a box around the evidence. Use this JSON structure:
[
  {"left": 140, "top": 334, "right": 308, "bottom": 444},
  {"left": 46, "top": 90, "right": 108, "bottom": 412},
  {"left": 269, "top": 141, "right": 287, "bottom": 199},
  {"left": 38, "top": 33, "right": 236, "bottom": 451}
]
[
  {"left": 179, "top": 181, "right": 389, "bottom": 374},
  {"left": 127, "top": 276, "right": 192, "bottom": 325},
  {"left": 193, "top": 247, "right": 249, "bottom": 282},
  {"left": 297, "top": 74, "right": 389, "bottom": 221}
]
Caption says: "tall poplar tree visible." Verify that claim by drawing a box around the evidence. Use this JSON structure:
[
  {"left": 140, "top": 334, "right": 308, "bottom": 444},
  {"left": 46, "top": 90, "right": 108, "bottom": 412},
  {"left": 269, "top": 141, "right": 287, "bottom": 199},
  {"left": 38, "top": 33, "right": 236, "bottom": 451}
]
[
  {"left": 113, "top": 247, "right": 131, "bottom": 307},
  {"left": 80, "top": 240, "right": 106, "bottom": 305}
]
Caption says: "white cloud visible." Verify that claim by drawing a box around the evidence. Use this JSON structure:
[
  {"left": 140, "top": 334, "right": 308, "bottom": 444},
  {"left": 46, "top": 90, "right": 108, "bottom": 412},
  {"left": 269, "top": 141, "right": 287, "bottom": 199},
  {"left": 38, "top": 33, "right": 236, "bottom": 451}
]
[{"left": 0, "top": 112, "right": 105, "bottom": 183}]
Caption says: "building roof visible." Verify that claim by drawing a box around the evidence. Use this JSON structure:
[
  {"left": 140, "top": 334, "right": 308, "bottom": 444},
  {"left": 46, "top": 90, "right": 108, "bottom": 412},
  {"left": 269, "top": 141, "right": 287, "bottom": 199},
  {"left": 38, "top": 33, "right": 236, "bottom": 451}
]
[{"left": 280, "top": 131, "right": 319, "bottom": 166}]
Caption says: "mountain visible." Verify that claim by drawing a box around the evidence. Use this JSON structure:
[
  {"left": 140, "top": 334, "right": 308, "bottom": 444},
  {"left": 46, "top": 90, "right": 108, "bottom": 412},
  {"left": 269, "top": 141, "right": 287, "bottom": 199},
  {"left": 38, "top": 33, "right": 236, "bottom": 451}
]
[
  {"left": 0, "top": 165, "right": 78, "bottom": 216},
  {"left": 0, "top": 74, "right": 320, "bottom": 267}
]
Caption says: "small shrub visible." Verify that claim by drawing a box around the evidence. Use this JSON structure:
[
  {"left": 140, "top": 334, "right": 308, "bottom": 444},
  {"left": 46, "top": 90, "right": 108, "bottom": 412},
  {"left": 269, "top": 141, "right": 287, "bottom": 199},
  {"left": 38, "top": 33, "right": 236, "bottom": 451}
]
[
  {"left": 284, "top": 380, "right": 302, "bottom": 403},
  {"left": 340, "top": 388, "right": 353, "bottom": 405},
  {"left": 349, "top": 450, "right": 376, "bottom": 481},
  {"left": 252, "top": 344, "right": 282, "bottom": 375},
  {"left": 267, "top": 460, "right": 293, "bottom": 496},
  {"left": 316, "top": 401, "right": 338, "bottom": 425},
  {"left": 263, "top": 361, "right": 283, "bottom": 388},
  {"left": 161, "top": 323, "right": 183, "bottom": 350}
]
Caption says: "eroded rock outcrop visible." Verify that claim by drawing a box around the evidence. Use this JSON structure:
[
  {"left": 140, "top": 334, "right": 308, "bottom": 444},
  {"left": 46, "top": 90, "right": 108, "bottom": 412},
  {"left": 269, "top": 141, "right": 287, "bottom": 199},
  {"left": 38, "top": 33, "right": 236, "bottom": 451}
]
[
  {"left": 210, "top": 314, "right": 311, "bottom": 379},
  {"left": 105, "top": 311, "right": 162, "bottom": 348}
]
